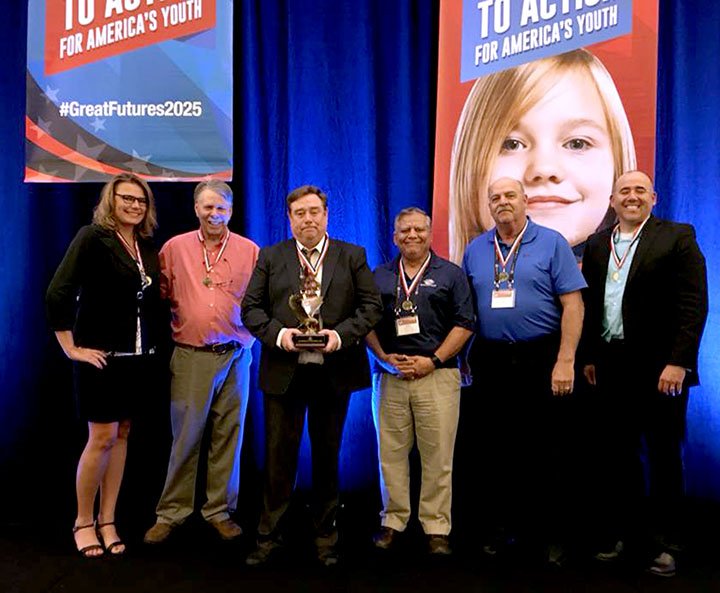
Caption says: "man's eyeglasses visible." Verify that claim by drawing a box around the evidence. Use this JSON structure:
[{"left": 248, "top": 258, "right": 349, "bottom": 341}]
[{"left": 116, "top": 193, "right": 148, "bottom": 207}]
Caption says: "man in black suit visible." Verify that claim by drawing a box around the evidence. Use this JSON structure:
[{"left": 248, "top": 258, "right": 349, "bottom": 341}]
[
  {"left": 241, "top": 185, "right": 382, "bottom": 566},
  {"left": 581, "top": 171, "right": 708, "bottom": 577}
]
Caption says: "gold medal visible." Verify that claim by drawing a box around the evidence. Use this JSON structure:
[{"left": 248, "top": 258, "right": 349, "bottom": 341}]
[
  {"left": 203, "top": 276, "right": 213, "bottom": 287},
  {"left": 611, "top": 271, "right": 620, "bottom": 282},
  {"left": 497, "top": 271, "right": 509, "bottom": 283},
  {"left": 401, "top": 299, "right": 414, "bottom": 312}
]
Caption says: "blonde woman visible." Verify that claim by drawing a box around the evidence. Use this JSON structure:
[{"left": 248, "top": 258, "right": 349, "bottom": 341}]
[
  {"left": 47, "top": 173, "right": 162, "bottom": 557},
  {"left": 449, "top": 49, "right": 636, "bottom": 264}
]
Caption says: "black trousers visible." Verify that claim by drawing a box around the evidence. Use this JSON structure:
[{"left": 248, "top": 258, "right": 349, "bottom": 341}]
[
  {"left": 257, "top": 364, "right": 351, "bottom": 549},
  {"left": 590, "top": 340, "right": 688, "bottom": 553},
  {"left": 462, "top": 334, "right": 579, "bottom": 543}
]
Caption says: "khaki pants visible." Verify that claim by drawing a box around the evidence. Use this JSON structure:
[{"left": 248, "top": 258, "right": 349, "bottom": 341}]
[
  {"left": 155, "top": 345, "right": 251, "bottom": 525},
  {"left": 371, "top": 368, "right": 460, "bottom": 535}
]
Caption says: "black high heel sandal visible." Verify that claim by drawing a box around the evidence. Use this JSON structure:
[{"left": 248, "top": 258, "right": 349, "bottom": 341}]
[
  {"left": 96, "top": 522, "right": 126, "bottom": 556},
  {"left": 73, "top": 523, "right": 104, "bottom": 558}
]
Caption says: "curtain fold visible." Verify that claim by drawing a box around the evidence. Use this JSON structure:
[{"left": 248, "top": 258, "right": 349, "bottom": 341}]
[{"left": 0, "top": 1, "right": 719, "bottom": 516}]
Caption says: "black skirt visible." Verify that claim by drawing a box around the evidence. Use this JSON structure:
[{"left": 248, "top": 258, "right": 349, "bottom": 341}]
[{"left": 73, "top": 354, "right": 156, "bottom": 423}]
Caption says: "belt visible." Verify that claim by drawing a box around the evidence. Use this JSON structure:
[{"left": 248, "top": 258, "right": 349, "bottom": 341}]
[
  {"left": 176, "top": 341, "right": 241, "bottom": 354},
  {"left": 107, "top": 347, "right": 156, "bottom": 358}
]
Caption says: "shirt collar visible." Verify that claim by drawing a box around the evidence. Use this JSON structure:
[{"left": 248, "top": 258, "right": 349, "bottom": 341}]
[
  {"left": 295, "top": 234, "right": 327, "bottom": 253},
  {"left": 485, "top": 217, "right": 538, "bottom": 244},
  {"left": 393, "top": 250, "right": 437, "bottom": 270}
]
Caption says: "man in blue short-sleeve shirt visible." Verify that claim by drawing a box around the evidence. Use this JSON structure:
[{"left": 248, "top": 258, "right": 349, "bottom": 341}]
[
  {"left": 461, "top": 177, "right": 585, "bottom": 563},
  {"left": 366, "top": 207, "right": 474, "bottom": 556}
]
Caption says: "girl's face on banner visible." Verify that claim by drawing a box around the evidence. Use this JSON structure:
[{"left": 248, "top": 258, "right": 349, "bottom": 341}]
[{"left": 486, "top": 70, "right": 615, "bottom": 246}]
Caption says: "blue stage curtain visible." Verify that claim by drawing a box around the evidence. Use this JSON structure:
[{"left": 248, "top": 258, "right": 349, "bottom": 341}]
[
  {"left": 655, "top": 0, "right": 720, "bottom": 499},
  {"left": 237, "top": 0, "right": 437, "bottom": 491},
  {"left": 0, "top": 0, "right": 719, "bottom": 519}
]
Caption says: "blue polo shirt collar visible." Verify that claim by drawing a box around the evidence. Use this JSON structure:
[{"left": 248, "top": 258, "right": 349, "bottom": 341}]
[{"left": 486, "top": 217, "right": 538, "bottom": 245}]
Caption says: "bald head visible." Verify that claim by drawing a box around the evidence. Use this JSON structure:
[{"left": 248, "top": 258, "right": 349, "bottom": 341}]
[
  {"left": 488, "top": 177, "right": 528, "bottom": 232},
  {"left": 613, "top": 170, "right": 654, "bottom": 195},
  {"left": 489, "top": 177, "right": 525, "bottom": 198},
  {"left": 610, "top": 170, "right": 656, "bottom": 232}
]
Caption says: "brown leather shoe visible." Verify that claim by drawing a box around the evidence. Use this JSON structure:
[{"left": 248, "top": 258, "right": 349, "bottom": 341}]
[
  {"left": 143, "top": 522, "right": 175, "bottom": 545},
  {"left": 427, "top": 534, "right": 452, "bottom": 555},
  {"left": 373, "top": 526, "right": 398, "bottom": 550},
  {"left": 209, "top": 518, "right": 243, "bottom": 541}
]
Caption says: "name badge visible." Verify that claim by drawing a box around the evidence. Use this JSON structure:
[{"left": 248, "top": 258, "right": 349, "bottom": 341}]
[
  {"left": 491, "top": 288, "right": 515, "bottom": 309},
  {"left": 396, "top": 315, "right": 421, "bottom": 336}
]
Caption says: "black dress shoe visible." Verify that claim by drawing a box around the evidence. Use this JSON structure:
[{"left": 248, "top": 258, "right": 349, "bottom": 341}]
[
  {"left": 317, "top": 545, "right": 339, "bottom": 567},
  {"left": 373, "top": 526, "right": 398, "bottom": 550},
  {"left": 483, "top": 530, "right": 517, "bottom": 557},
  {"left": 648, "top": 552, "right": 676, "bottom": 577},
  {"left": 246, "top": 539, "right": 282, "bottom": 566},
  {"left": 546, "top": 543, "right": 567, "bottom": 568},
  {"left": 594, "top": 540, "right": 624, "bottom": 562}
]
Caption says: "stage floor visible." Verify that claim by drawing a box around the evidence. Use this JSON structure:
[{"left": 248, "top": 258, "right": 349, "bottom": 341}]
[{"left": 2, "top": 506, "right": 719, "bottom": 593}]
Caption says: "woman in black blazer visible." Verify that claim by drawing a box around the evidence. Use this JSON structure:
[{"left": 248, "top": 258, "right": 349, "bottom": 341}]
[{"left": 47, "top": 173, "right": 162, "bottom": 558}]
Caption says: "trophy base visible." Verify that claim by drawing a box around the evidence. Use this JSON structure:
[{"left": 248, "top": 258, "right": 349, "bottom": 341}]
[{"left": 292, "top": 333, "right": 329, "bottom": 349}]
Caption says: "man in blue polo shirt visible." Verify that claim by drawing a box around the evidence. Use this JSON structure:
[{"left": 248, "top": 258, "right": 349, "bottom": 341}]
[
  {"left": 461, "top": 177, "right": 586, "bottom": 564},
  {"left": 366, "top": 207, "right": 474, "bottom": 556}
]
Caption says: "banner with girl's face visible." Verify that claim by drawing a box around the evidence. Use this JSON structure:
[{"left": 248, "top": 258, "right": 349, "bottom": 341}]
[{"left": 433, "top": 0, "right": 659, "bottom": 263}]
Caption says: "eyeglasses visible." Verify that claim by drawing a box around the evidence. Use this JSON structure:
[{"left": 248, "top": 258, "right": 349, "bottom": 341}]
[{"left": 116, "top": 193, "right": 148, "bottom": 207}]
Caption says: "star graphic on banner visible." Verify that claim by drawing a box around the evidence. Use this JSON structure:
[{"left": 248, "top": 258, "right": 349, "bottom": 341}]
[
  {"left": 90, "top": 118, "right": 106, "bottom": 132},
  {"left": 45, "top": 86, "right": 60, "bottom": 103},
  {"left": 76, "top": 135, "right": 106, "bottom": 160},
  {"left": 71, "top": 138, "right": 107, "bottom": 182},
  {"left": 37, "top": 163, "right": 61, "bottom": 180},
  {"left": 73, "top": 166, "right": 90, "bottom": 182},
  {"left": 35, "top": 117, "right": 53, "bottom": 138},
  {"left": 124, "top": 149, "right": 152, "bottom": 175}
]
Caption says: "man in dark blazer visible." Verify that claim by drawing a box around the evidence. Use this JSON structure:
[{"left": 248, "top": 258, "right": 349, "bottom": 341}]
[
  {"left": 580, "top": 171, "right": 708, "bottom": 577},
  {"left": 241, "top": 185, "right": 382, "bottom": 566}
]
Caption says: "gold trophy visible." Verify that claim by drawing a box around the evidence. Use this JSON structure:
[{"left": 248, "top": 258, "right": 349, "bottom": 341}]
[{"left": 288, "top": 271, "right": 328, "bottom": 348}]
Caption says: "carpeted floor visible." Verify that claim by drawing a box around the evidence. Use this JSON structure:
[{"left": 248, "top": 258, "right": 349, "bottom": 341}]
[{"left": 3, "top": 502, "right": 719, "bottom": 593}]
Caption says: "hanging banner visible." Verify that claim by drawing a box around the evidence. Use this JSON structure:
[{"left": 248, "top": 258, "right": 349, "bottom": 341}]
[
  {"left": 25, "top": 0, "right": 232, "bottom": 182},
  {"left": 433, "top": 0, "right": 659, "bottom": 263}
]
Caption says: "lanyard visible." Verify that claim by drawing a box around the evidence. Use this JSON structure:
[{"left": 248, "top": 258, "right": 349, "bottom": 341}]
[
  {"left": 493, "top": 220, "right": 528, "bottom": 288},
  {"left": 395, "top": 253, "right": 431, "bottom": 314},
  {"left": 297, "top": 234, "right": 329, "bottom": 279},
  {"left": 116, "top": 231, "right": 150, "bottom": 292},
  {"left": 609, "top": 217, "right": 649, "bottom": 273},
  {"left": 198, "top": 228, "right": 230, "bottom": 276}
]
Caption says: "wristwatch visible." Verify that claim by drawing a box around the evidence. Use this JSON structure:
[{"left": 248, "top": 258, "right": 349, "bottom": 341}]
[{"left": 430, "top": 354, "right": 442, "bottom": 368}]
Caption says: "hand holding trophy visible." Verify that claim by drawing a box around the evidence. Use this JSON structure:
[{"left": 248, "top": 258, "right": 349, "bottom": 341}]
[{"left": 289, "top": 255, "right": 329, "bottom": 349}]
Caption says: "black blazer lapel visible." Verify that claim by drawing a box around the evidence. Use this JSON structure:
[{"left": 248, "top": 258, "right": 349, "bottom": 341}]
[
  {"left": 281, "top": 239, "right": 303, "bottom": 291},
  {"left": 321, "top": 240, "right": 340, "bottom": 296},
  {"left": 626, "top": 216, "right": 659, "bottom": 286},
  {"left": 99, "top": 233, "right": 140, "bottom": 275},
  {"left": 591, "top": 229, "right": 612, "bottom": 303}
]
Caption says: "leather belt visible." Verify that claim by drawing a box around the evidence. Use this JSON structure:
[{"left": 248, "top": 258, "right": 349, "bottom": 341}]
[
  {"left": 107, "top": 347, "right": 156, "bottom": 358},
  {"left": 176, "top": 341, "right": 241, "bottom": 354}
]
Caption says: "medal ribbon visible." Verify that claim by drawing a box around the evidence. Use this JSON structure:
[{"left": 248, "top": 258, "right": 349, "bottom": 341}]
[
  {"left": 609, "top": 217, "right": 649, "bottom": 272},
  {"left": 116, "top": 231, "right": 148, "bottom": 286},
  {"left": 493, "top": 219, "right": 528, "bottom": 287},
  {"left": 297, "top": 234, "right": 330, "bottom": 281},
  {"left": 398, "top": 253, "right": 432, "bottom": 303},
  {"left": 395, "top": 253, "right": 431, "bottom": 314},
  {"left": 198, "top": 228, "right": 231, "bottom": 278}
]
